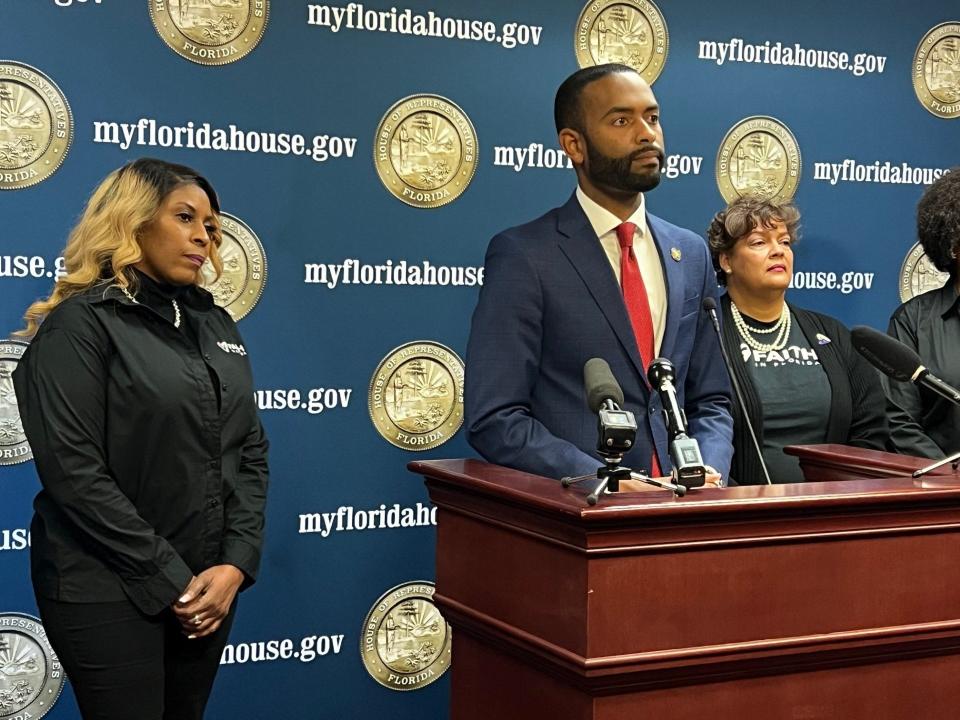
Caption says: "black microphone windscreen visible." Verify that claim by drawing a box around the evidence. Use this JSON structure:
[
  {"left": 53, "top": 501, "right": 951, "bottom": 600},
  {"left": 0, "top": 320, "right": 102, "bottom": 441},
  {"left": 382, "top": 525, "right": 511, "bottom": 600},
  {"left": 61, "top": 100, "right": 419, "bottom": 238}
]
[
  {"left": 702, "top": 296, "right": 717, "bottom": 312},
  {"left": 851, "top": 325, "right": 922, "bottom": 382},
  {"left": 646, "top": 357, "right": 675, "bottom": 387},
  {"left": 583, "top": 358, "right": 624, "bottom": 413}
]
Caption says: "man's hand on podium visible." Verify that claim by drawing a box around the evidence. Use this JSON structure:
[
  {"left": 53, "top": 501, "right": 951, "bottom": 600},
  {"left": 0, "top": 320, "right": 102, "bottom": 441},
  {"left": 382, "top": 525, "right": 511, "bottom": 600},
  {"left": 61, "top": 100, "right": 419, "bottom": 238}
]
[{"left": 703, "top": 471, "right": 723, "bottom": 488}]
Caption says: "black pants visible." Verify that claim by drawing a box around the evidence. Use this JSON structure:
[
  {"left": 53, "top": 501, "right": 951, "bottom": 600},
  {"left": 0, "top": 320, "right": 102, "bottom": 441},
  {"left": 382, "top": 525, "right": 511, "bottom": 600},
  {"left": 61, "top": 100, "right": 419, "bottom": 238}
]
[{"left": 36, "top": 594, "right": 236, "bottom": 720}]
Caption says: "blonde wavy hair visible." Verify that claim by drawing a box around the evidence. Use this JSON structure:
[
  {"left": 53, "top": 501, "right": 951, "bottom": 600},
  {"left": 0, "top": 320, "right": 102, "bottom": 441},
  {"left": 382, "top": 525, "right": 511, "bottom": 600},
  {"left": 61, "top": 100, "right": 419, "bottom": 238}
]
[{"left": 18, "top": 158, "right": 223, "bottom": 336}]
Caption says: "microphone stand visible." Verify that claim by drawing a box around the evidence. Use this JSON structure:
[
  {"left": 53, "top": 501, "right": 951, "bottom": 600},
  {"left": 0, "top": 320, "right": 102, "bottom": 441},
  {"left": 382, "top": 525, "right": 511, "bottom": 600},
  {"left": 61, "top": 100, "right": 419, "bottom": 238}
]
[
  {"left": 562, "top": 453, "right": 687, "bottom": 506},
  {"left": 908, "top": 372, "right": 960, "bottom": 478},
  {"left": 704, "top": 300, "right": 772, "bottom": 485},
  {"left": 912, "top": 450, "right": 960, "bottom": 479}
]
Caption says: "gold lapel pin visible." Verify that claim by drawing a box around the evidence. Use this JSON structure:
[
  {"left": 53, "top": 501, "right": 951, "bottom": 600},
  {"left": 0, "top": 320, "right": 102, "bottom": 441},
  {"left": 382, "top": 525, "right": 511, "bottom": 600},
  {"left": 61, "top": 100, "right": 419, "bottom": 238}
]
[{"left": 670, "top": 247, "right": 682, "bottom": 262}]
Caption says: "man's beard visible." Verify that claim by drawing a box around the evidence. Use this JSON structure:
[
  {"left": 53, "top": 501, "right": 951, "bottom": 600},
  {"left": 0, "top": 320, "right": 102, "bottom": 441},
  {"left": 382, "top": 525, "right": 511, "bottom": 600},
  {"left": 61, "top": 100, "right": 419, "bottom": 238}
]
[{"left": 584, "top": 137, "right": 664, "bottom": 193}]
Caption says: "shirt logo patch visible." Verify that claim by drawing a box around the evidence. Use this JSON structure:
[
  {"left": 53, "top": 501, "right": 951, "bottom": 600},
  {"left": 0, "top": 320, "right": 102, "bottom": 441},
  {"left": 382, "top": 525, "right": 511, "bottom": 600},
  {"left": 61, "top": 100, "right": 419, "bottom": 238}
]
[
  {"left": 217, "top": 341, "right": 247, "bottom": 356},
  {"left": 816, "top": 333, "right": 832, "bottom": 345}
]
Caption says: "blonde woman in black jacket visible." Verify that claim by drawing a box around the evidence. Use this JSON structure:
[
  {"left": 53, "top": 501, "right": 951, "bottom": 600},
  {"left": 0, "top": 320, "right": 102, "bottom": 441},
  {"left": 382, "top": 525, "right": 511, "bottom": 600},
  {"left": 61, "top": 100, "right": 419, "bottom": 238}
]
[
  {"left": 13, "top": 158, "right": 268, "bottom": 720},
  {"left": 707, "top": 196, "right": 887, "bottom": 485}
]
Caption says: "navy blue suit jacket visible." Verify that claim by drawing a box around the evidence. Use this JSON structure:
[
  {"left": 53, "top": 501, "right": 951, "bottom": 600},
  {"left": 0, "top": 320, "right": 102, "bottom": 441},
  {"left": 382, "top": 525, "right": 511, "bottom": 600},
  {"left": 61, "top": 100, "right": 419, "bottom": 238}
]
[{"left": 465, "top": 193, "right": 733, "bottom": 480}]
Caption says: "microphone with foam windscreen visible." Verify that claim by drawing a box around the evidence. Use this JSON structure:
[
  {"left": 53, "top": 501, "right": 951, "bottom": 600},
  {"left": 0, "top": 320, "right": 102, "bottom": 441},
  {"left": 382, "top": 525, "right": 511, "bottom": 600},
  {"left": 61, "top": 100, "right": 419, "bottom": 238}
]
[
  {"left": 851, "top": 325, "right": 960, "bottom": 404},
  {"left": 583, "top": 357, "right": 625, "bottom": 413},
  {"left": 582, "top": 358, "right": 638, "bottom": 456}
]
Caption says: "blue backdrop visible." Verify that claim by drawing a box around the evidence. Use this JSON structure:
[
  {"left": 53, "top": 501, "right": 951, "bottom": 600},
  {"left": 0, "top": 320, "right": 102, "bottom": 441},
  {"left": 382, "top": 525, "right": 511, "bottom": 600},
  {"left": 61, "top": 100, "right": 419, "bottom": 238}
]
[{"left": 1, "top": 1, "right": 956, "bottom": 717}]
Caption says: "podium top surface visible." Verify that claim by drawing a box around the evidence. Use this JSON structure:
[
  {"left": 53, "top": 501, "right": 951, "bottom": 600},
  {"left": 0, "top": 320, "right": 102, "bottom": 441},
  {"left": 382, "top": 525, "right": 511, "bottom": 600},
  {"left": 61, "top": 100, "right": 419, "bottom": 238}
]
[{"left": 410, "top": 446, "right": 960, "bottom": 523}]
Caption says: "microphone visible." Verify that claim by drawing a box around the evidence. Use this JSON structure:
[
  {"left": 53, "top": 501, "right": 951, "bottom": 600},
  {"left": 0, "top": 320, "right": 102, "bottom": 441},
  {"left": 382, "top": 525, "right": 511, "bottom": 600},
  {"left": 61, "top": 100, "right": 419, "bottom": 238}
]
[
  {"left": 583, "top": 358, "right": 638, "bottom": 456},
  {"left": 647, "top": 358, "right": 687, "bottom": 436},
  {"left": 562, "top": 359, "right": 687, "bottom": 499},
  {"left": 702, "top": 297, "right": 772, "bottom": 485},
  {"left": 851, "top": 325, "right": 960, "bottom": 404},
  {"left": 646, "top": 358, "right": 706, "bottom": 488},
  {"left": 584, "top": 357, "right": 625, "bottom": 413}
]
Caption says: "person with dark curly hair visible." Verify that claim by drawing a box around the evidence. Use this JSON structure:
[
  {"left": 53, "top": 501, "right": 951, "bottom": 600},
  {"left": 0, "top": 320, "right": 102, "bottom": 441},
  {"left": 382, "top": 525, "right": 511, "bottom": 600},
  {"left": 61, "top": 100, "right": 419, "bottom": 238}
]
[
  {"left": 707, "top": 196, "right": 887, "bottom": 484},
  {"left": 884, "top": 169, "right": 960, "bottom": 458}
]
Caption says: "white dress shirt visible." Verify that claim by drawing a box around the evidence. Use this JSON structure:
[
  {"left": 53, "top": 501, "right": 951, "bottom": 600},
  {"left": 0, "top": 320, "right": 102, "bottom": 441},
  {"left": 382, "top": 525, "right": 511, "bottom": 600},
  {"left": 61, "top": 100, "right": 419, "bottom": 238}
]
[{"left": 575, "top": 186, "right": 667, "bottom": 354}]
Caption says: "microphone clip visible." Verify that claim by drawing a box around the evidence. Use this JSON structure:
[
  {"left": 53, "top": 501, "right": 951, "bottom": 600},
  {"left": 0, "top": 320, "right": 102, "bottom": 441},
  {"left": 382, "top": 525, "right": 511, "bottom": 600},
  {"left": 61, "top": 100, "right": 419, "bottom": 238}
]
[
  {"left": 596, "top": 398, "right": 638, "bottom": 456},
  {"left": 669, "top": 433, "right": 707, "bottom": 487}
]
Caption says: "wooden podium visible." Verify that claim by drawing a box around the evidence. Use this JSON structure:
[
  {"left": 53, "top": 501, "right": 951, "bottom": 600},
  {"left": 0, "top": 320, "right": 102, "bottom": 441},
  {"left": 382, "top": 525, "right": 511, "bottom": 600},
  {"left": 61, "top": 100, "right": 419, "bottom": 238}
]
[{"left": 410, "top": 449, "right": 960, "bottom": 719}]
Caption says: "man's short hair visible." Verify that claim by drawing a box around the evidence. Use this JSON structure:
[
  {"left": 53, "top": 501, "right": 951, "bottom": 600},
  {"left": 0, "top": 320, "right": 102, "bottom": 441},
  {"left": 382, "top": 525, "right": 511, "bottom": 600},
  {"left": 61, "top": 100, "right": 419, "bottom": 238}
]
[{"left": 554, "top": 63, "right": 638, "bottom": 134}]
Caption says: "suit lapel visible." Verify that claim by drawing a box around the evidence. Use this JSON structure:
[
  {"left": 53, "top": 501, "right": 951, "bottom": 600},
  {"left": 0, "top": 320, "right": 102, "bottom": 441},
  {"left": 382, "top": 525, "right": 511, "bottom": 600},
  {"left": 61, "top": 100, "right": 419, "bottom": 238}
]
[
  {"left": 649, "top": 214, "right": 684, "bottom": 362},
  {"left": 556, "top": 194, "right": 647, "bottom": 380}
]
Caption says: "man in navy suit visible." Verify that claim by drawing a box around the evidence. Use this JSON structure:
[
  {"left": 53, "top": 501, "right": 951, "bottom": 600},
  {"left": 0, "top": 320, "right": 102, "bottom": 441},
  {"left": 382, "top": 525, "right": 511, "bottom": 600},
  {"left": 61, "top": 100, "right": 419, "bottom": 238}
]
[{"left": 465, "top": 63, "right": 733, "bottom": 486}]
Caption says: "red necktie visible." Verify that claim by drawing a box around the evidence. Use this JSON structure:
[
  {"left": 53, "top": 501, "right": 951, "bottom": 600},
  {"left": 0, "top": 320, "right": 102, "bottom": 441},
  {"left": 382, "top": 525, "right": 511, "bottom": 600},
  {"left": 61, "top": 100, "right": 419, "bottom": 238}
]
[
  {"left": 616, "top": 222, "right": 655, "bottom": 368},
  {"left": 616, "top": 221, "right": 662, "bottom": 477}
]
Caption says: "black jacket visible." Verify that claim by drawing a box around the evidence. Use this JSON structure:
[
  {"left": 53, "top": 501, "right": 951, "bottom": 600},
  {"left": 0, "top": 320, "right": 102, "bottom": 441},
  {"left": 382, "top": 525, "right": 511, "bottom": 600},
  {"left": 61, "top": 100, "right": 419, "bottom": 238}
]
[
  {"left": 719, "top": 294, "right": 888, "bottom": 485},
  {"left": 13, "top": 276, "right": 268, "bottom": 615},
  {"left": 884, "top": 281, "right": 960, "bottom": 459}
]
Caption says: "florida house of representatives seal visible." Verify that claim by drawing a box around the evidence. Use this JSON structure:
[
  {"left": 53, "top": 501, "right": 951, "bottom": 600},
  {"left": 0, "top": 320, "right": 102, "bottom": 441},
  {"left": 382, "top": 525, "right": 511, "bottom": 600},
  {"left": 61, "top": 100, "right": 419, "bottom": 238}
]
[
  {"left": 0, "top": 340, "right": 31, "bottom": 466},
  {"left": 360, "top": 581, "right": 451, "bottom": 691},
  {"left": 716, "top": 115, "right": 801, "bottom": 203},
  {"left": 0, "top": 61, "right": 72, "bottom": 191},
  {"left": 199, "top": 211, "right": 267, "bottom": 321},
  {"left": 574, "top": 0, "right": 669, "bottom": 84},
  {"left": 912, "top": 21, "right": 960, "bottom": 119},
  {"left": 149, "top": 0, "right": 270, "bottom": 65},
  {"left": 374, "top": 95, "right": 478, "bottom": 209},
  {"left": 0, "top": 613, "right": 65, "bottom": 719},
  {"left": 368, "top": 341, "right": 464, "bottom": 452},
  {"left": 899, "top": 242, "right": 950, "bottom": 302}
]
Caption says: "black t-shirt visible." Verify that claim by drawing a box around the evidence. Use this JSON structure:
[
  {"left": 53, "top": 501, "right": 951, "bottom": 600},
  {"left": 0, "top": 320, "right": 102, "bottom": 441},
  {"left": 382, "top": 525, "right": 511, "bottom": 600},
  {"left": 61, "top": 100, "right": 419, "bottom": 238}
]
[{"left": 738, "top": 312, "right": 831, "bottom": 483}]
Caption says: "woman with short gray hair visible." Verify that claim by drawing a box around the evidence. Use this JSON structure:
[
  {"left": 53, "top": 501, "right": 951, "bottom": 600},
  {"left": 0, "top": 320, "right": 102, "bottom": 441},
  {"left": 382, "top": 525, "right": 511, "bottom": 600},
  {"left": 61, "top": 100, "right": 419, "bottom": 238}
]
[{"left": 707, "top": 196, "right": 887, "bottom": 484}]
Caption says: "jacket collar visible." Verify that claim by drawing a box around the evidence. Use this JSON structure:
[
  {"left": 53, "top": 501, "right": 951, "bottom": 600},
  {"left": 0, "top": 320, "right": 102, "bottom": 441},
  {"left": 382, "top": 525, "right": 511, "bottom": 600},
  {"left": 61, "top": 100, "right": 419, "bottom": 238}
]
[
  {"left": 90, "top": 277, "right": 216, "bottom": 312},
  {"left": 574, "top": 185, "right": 647, "bottom": 239}
]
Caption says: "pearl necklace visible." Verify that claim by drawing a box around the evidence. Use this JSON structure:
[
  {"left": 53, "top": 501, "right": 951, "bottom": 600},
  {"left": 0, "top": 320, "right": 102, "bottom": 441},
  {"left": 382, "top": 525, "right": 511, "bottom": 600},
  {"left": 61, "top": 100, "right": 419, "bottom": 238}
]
[
  {"left": 731, "top": 301, "right": 790, "bottom": 352},
  {"left": 119, "top": 286, "right": 181, "bottom": 329}
]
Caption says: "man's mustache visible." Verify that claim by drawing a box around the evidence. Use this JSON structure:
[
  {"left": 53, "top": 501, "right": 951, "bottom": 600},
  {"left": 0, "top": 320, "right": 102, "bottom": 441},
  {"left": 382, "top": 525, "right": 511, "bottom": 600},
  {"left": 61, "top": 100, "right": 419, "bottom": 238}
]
[{"left": 629, "top": 146, "right": 665, "bottom": 164}]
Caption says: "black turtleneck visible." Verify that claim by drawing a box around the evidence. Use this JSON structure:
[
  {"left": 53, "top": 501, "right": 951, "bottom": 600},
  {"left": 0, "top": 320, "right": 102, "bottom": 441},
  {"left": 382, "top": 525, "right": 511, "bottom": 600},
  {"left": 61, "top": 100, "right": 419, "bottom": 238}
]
[{"left": 131, "top": 268, "right": 201, "bottom": 347}]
